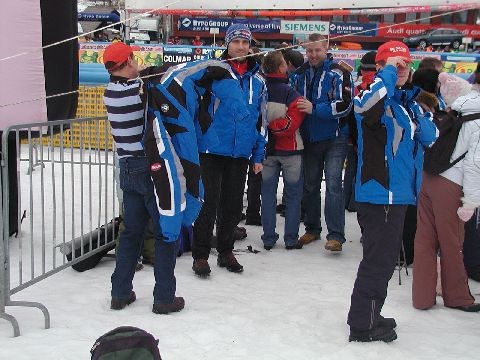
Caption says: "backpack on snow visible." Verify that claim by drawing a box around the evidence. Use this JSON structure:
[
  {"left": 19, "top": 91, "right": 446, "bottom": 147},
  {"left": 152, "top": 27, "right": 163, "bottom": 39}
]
[
  {"left": 90, "top": 326, "right": 162, "bottom": 360},
  {"left": 423, "top": 110, "right": 480, "bottom": 175}
]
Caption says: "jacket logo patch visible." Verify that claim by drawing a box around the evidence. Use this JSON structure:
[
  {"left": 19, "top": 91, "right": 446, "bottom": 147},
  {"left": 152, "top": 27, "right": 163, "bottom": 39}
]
[
  {"left": 160, "top": 104, "right": 169, "bottom": 113},
  {"left": 151, "top": 163, "right": 162, "bottom": 172}
]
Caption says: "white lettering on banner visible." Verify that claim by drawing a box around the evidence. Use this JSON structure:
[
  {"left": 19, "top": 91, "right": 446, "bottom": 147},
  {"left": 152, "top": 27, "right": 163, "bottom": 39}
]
[
  {"left": 387, "top": 28, "right": 405, "bottom": 35},
  {"left": 208, "top": 20, "right": 230, "bottom": 27},
  {"left": 163, "top": 55, "right": 192, "bottom": 63},
  {"left": 405, "top": 29, "right": 425, "bottom": 36}
]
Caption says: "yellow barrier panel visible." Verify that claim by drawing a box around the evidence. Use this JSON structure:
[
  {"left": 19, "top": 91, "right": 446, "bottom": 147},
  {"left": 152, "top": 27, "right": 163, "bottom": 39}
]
[{"left": 23, "top": 86, "right": 113, "bottom": 150}]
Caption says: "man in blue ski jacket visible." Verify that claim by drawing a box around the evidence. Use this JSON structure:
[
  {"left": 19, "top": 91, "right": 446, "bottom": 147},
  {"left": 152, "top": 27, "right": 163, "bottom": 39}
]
[
  {"left": 347, "top": 41, "right": 438, "bottom": 343},
  {"left": 294, "top": 33, "right": 353, "bottom": 252}
]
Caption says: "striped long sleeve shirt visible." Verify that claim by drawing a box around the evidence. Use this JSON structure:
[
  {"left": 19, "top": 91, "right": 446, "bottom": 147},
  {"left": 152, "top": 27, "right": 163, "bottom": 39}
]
[{"left": 103, "top": 76, "right": 146, "bottom": 158}]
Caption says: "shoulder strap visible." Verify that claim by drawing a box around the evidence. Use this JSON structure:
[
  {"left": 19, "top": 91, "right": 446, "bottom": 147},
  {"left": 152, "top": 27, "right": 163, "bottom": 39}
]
[
  {"left": 460, "top": 112, "right": 480, "bottom": 122},
  {"left": 447, "top": 112, "right": 480, "bottom": 168}
]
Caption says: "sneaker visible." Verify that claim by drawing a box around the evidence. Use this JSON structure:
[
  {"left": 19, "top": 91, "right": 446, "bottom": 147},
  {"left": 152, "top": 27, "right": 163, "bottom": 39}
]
[
  {"left": 446, "top": 303, "right": 480, "bottom": 312},
  {"left": 264, "top": 245, "right": 274, "bottom": 250},
  {"left": 111, "top": 291, "right": 136, "bottom": 310},
  {"left": 245, "top": 217, "right": 262, "bottom": 226},
  {"left": 234, "top": 226, "right": 248, "bottom": 241},
  {"left": 299, "top": 232, "right": 319, "bottom": 245},
  {"left": 192, "top": 259, "right": 211, "bottom": 277},
  {"left": 378, "top": 315, "right": 397, "bottom": 329},
  {"left": 325, "top": 239, "right": 342, "bottom": 252},
  {"left": 349, "top": 325, "right": 398, "bottom": 343},
  {"left": 152, "top": 296, "right": 185, "bottom": 314},
  {"left": 285, "top": 242, "right": 303, "bottom": 250},
  {"left": 217, "top": 252, "right": 244, "bottom": 273}
]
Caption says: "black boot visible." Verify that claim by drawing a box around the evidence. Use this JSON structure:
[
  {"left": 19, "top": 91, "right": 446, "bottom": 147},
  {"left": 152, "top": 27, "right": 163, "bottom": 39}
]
[
  {"left": 349, "top": 325, "right": 397, "bottom": 343},
  {"left": 378, "top": 315, "right": 397, "bottom": 329}
]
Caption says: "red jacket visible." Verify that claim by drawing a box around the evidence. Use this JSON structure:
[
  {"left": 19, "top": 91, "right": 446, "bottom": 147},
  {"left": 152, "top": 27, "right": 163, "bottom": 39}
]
[{"left": 265, "top": 74, "right": 306, "bottom": 155}]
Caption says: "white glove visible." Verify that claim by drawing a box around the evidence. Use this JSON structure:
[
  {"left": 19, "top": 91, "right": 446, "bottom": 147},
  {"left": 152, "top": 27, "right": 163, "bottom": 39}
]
[{"left": 457, "top": 207, "right": 475, "bottom": 222}]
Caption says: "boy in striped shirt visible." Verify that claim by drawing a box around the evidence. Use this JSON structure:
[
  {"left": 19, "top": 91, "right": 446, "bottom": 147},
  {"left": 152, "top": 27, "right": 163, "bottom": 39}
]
[{"left": 103, "top": 42, "right": 185, "bottom": 314}]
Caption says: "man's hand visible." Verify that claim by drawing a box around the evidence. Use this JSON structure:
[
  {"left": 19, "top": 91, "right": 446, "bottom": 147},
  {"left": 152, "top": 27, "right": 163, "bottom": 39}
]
[
  {"left": 252, "top": 163, "right": 263, "bottom": 174},
  {"left": 297, "top": 98, "right": 313, "bottom": 114},
  {"left": 386, "top": 56, "right": 408, "bottom": 69}
]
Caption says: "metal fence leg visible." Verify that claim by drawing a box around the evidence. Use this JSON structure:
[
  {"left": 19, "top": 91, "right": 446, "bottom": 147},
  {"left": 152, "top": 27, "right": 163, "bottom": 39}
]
[
  {"left": 1, "top": 142, "right": 20, "bottom": 337},
  {"left": 0, "top": 312, "right": 20, "bottom": 337},
  {"left": 7, "top": 300, "right": 50, "bottom": 330}
]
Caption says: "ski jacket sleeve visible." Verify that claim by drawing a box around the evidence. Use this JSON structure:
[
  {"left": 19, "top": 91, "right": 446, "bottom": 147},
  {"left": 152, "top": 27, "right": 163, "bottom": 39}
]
[
  {"left": 145, "top": 81, "right": 204, "bottom": 243},
  {"left": 312, "top": 65, "right": 353, "bottom": 121},
  {"left": 354, "top": 65, "right": 397, "bottom": 128},
  {"left": 410, "top": 101, "right": 439, "bottom": 148},
  {"left": 461, "top": 120, "right": 480, "bottom": 209},
  {"left": 268, "top": 97, "right": 306, "bottom": 137},
  {"left": 251, "top": 79, "right": 268, "bottom": 164}
]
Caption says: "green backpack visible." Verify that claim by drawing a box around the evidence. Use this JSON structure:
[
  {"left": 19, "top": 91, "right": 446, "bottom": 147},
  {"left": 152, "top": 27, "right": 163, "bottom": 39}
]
[{"left": 90, "top": 326, "right": 162, "bottom": 360}]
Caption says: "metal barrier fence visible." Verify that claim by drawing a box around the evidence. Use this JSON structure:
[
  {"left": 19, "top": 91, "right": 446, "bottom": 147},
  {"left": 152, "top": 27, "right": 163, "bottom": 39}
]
[{"left": 0, "top": 117, "right": 119, "bottom": 337}]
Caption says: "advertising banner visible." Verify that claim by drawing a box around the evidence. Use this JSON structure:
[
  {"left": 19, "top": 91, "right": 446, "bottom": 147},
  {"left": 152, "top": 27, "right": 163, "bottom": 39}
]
[
  {"left": 78, "top": 12, "right": 120, "bottom": 22},
  {"left": 162, "top": 46, "right": 224, "bottom": 67},
  {"left": 377, "top": 23, "right": 480, "bottom": 38},
  {"left": 78, "top": 44, "right": 480, "bottom": 85},
  {"left": 329, "top": 22, "right": 377, "bottom": 37},
  {"left": 280, "top": 20, "right": 330, "bottom": 35},
  {"left": 179, "top": 17, "right": 281, "bottom": 33},
  {"left": 79, "top": 43, "right": 163, "bottom": 66}
]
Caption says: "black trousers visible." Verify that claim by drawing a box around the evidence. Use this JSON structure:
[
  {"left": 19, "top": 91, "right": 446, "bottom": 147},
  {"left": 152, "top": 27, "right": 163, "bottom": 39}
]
[
  {"left": 246, "top": 168, "right": 262, "bottom": 220},
  {"left": 347, "top": 202, "right": 407, "bottom": 330},
  {"left": 463, "top": 209, "right": 480, "bottom": 280},
  {"left": 401, "top": 205, "right": 417, "bottom": 265},
  {"left": 192, "top": 154, "right": 248, "bottom": 259}
]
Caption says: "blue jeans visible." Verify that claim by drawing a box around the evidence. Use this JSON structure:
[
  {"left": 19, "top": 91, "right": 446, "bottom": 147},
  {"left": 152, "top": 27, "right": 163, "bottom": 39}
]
[
  {"left": 261, "top": 155, "right": 304, "bottom": 247},
  {"left": 111, "top": 157, "right": 178, "bottom": 305},
  {"left": 303, "top": 136, "right": 348, "bottom": 243}
]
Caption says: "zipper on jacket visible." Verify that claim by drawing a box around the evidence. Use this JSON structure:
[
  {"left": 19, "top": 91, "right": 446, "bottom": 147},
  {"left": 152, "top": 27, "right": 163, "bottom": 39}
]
[{"left": 384, "top": 154, "right": 390, "bottom": 200}]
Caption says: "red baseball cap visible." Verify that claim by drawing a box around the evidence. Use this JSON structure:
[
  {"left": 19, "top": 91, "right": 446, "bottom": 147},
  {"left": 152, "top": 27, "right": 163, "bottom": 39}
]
[
  {"left": 103, "top": 42, "right": 140, "bottom": 71},
  {"left": 375, "top": 41, "right": 412, "bottom": 64}
]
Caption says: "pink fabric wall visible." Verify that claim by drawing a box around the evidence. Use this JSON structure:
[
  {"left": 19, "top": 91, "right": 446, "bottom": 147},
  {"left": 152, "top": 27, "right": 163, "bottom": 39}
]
[{"left": 0, "top": 0, "right": 47, "bottom": 130}]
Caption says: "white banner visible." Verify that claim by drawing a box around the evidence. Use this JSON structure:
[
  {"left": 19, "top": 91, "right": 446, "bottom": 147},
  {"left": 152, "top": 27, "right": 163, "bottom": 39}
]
[
  {"left": 0, "top": 0, "right": 47, "bottom": 129},
  {"left": 281, "top": 21, "right": 330, "bottom": 35}
]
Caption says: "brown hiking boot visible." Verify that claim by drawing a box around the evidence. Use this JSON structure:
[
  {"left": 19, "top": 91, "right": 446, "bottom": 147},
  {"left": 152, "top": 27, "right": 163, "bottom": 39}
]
[
  {"left": 325, "top": 239, "right": 342, "bottom": 252},
  {"left": 299, "top": 232, "right": 319, "bottom": 245},
  {"left": 111, "top": 291, "right": 136, "bottom": 310},
  {"left": 152, "top": 296, "right": 185, "bottom": 314},
  {"left": 217, "top": 252, "right": 244, "bottom": 273},
  {"left": 192, "top": 259, "right": 211, "bottom": 277}
]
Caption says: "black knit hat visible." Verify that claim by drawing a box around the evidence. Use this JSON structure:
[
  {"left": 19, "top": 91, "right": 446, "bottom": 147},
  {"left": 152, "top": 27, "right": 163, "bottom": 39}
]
[
  {"left": 412, "top": 68, "right": 440, "bottom": 94},
  {"left": 360, "top": 51, "right": 377, "bottom": 71},
  {"left": 283, "top": 49, "right": 305, "bottom": 69}
]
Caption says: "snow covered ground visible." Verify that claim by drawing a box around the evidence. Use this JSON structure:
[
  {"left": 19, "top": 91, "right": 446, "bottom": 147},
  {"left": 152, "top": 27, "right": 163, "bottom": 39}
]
[{"left": 0, "top": 150, "right": 479, "bottom": 359}]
